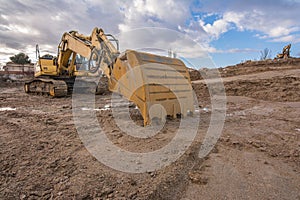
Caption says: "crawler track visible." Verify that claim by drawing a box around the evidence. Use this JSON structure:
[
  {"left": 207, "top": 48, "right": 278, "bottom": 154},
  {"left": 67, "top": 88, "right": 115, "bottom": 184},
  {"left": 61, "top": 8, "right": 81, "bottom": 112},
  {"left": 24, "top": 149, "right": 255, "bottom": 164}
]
[
  {"left": 24, "top": 77, "right": 109, "bottom": 97},
  {"left": 24, "top": 78, "right": 68, "bottom": 97}
]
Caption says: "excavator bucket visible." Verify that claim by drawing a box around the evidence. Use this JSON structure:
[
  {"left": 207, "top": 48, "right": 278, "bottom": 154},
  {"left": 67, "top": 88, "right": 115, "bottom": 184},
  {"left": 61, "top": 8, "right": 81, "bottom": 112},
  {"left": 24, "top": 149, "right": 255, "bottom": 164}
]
[{"left": 110, "top": 50, "right": 194, "bottom": 126}]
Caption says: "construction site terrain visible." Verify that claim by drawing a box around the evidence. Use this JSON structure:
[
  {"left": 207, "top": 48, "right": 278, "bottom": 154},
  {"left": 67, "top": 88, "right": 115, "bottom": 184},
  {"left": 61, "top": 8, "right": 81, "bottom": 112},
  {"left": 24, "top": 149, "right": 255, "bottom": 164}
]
[{"left": 1, "top": 59, "right": 299, "bottom": 199}]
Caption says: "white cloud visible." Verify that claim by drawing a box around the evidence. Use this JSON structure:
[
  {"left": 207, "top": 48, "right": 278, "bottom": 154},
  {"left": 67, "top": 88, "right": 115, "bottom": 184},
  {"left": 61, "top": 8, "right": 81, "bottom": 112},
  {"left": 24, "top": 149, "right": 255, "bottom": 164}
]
[
  {"left": 2, "top": 24, "right": 40, "bottom": 35},
  {"left": 0, "top": 0, "right": 200, "bottom": 63},
  {"left": 199, "top": 18, "right": 231, "bottom": 39},
  {"left": 0, "top": 0, "right": 125, "bottom": 62},
  {"left": 223, "top": 11, "right": 247, "bottom": 31},
  {"left": 199, "top": 9, "right": 299, "bottom": 43},
  {"left": 269, "top": 27, "right": 291, "bottom": 38},
  {"left": 119, "top": 0, "right": 191, "bottom": 30},
  {"left": 0, "top": 0, "right": 300, "bottom": 66},
  {"left": 117, "top": 27, "right": 209, "bottom": 59},
  {"left": 271, "top": 35, "right": 300, "bottom": 43},
  {"left": 202, "top": 1, "right": 300, "bottom": 43}
]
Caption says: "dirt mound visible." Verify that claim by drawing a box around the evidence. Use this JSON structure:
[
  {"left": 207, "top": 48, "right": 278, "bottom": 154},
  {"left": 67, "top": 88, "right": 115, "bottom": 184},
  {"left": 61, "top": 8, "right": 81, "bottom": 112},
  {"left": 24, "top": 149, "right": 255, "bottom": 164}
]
[
  {"left": 189, "top": 68, "right": 202, "bottom": 81},
  {"left": 0, "top": 76, "right": 24, "bottom": 88},
  {"left": 225, "top": 76, "right": 300, "bottom": 102},
  {"left": 190, "top": 58, "right": 300, "bottom": 81},
  {"left": 221, "top": 58, "right": 300, "bottom": 77},
  {"left": 193, "top": 75, "right": 300, "bottom": 103}
]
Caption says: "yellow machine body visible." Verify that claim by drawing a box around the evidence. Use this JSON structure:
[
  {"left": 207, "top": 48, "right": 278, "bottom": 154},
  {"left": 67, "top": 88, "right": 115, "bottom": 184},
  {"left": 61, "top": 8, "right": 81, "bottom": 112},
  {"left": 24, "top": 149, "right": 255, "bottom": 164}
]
[{"left": 25, "top": 27, "right": 194, "bottom": 125}]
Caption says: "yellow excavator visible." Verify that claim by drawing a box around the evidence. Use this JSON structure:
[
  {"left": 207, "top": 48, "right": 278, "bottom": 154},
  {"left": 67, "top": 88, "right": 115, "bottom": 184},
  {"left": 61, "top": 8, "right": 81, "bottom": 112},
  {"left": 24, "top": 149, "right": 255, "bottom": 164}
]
[
  {"left": 25, "top": 27, "right": 194, "bottom": 125},
  {"left": 276, "top": 44, "right": 291, "bottom": 59},
  {"left": 25, "top": 28, "right": 118, "bottom": 96}
]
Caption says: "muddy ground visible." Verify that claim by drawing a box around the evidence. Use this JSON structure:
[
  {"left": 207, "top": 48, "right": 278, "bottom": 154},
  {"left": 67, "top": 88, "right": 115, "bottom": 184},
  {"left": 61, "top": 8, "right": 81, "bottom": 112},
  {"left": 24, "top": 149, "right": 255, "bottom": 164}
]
[{"left": 0, "top": 63, "right": 299, "bottom": 199}]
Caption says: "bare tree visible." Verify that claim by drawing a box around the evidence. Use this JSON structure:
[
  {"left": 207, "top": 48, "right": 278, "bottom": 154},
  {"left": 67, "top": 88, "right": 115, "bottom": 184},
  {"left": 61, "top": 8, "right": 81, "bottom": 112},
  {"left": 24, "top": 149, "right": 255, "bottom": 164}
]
[{"left": 260, "top": 48, "right": 272, "bottom": 60}]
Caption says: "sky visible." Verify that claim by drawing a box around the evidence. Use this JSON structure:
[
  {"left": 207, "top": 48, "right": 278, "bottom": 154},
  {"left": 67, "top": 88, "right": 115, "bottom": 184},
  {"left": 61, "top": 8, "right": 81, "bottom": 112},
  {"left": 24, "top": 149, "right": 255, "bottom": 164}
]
[{"left": 0, "top": 0, "right": 300, "bottom": 69}]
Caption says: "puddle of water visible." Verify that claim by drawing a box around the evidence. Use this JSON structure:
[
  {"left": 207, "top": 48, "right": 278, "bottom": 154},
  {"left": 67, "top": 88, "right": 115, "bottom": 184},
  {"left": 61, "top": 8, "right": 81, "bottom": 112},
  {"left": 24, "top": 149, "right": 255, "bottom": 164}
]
[
  {"left": 81, "top": 107, "right": 110, "bottom": 111},
  {"left": 80, "top": 104, "right": 139, "bottom": 112},
  {"left": 0, "top": 107, "right": 16, "bottom": 111},
  {"left": 31, "top": 110, "right": 46, "bottom": 114}
]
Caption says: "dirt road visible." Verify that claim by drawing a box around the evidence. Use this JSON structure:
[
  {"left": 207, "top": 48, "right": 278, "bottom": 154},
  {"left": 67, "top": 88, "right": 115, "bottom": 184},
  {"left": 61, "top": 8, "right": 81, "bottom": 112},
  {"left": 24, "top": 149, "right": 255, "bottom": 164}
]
[{"left": 0, "top": 64, "right": 299, "bottom": 199}]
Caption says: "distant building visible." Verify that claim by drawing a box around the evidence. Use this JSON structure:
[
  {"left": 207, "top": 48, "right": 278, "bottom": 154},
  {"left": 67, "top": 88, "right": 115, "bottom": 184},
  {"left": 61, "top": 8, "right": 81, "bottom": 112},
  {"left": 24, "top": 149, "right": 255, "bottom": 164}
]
[
  {"left": 0, "top": 62, "right": 34, "bottom": 79},
  {"left": 3, "top": 62, "right": 34, "bottom": 74}
]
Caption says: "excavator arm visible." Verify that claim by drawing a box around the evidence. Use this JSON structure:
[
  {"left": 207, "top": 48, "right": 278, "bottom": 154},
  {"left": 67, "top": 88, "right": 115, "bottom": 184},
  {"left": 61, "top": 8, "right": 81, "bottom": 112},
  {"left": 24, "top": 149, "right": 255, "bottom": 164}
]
[{"left": 56, "top": 28, "right": 119, "bottom": 76}]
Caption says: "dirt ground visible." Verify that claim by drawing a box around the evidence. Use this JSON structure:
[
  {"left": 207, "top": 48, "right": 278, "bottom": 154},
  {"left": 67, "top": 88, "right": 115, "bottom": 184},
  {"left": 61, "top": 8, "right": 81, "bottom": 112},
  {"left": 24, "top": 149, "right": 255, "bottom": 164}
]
[{"left": 0, "top": 62, "right": 299, "bottom": 199}]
